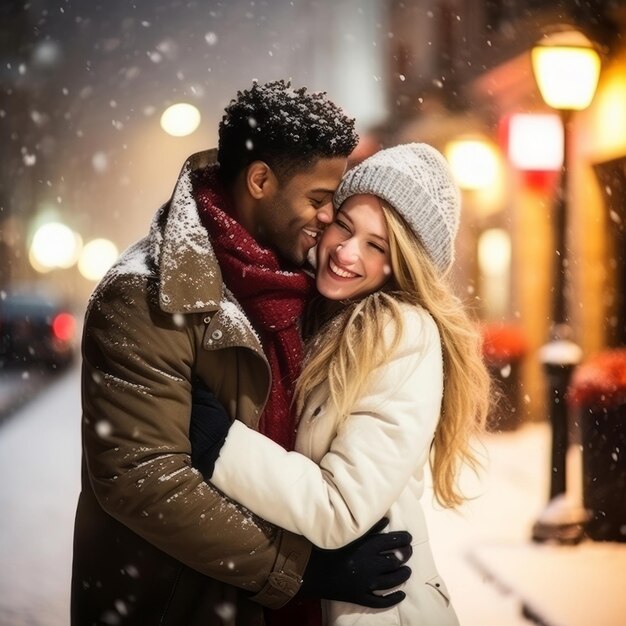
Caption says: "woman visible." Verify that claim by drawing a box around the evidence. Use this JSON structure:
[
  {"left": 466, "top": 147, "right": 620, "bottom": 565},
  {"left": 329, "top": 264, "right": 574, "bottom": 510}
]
[{"left": 191, "top": 143, "right": 490, "bottom": 625}]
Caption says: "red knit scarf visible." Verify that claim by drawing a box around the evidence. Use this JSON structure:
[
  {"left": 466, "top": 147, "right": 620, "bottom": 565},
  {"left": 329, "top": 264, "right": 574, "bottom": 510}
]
[{"left": 195, "top": 171, "right": 314, "bottom": 451}]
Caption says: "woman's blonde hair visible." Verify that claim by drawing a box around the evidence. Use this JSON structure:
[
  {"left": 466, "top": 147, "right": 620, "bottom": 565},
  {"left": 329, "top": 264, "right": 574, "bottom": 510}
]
[{"left": 294, "top": 202, "right": 490, "bottom": 508}]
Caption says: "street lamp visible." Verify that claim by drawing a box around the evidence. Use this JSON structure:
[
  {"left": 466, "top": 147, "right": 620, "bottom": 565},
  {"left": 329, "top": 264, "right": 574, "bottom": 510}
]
[{"left": 530, "top": 30, "right": 601, "bottom": 543}]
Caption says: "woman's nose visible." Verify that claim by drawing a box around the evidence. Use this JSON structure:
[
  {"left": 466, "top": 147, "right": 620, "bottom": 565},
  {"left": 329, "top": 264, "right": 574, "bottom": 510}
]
[{"left": 336, "top": 239, "right": 359, "bottom": 265}]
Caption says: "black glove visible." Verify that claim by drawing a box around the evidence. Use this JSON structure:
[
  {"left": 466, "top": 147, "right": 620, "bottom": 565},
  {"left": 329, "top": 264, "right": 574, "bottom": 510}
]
[
  {"left": 299, "top": 518, "right": 412, "bottom": 609},
  {"left": 189, "top": 380, "right": 232, "bottom": 479}
]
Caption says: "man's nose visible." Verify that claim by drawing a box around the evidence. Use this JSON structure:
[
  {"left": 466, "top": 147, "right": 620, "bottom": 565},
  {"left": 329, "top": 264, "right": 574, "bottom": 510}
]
[{"left": 317, "top": 201, "right": 334, "bottom": 225}]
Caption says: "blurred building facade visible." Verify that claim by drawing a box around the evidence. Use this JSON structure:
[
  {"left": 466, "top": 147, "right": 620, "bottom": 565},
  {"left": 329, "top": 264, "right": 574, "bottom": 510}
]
[
  {"left": 382, "top": 0, "right": 626, "bottom": 421},
  {"left": 2, "top": 0, "right": 625, "bottom": 425}
]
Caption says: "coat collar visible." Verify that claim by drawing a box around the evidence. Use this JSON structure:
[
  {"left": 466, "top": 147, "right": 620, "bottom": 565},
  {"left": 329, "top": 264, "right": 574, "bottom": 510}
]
[
  {"left": 144, "top": 150, "right": 267, "bottom": 366},
  {"left": 149, "top": 149, "right": 224, "bottom": 315}
]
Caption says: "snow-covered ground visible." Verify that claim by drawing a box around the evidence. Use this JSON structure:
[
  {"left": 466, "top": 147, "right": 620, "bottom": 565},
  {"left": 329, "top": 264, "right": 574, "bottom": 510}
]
[
  {"left": 0, "top": 364, "right": 81, "bottom": 626},
  {"left": 1, "top": 366, "right": 624, "bottom": 625},
  {"left": 425, "top": 424, "right": 626, "bottom": 626}
]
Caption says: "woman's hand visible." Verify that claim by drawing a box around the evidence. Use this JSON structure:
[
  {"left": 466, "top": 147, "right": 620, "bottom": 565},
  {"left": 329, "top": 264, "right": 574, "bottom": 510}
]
[{"left": 189, "top": 379, "right": 232, "bottom": 479}]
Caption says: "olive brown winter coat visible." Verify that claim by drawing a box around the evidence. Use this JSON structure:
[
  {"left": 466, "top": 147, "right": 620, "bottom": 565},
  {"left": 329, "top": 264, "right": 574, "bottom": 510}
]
[{"left": 71, "top": 150, "right": 311, "bottom": 626}]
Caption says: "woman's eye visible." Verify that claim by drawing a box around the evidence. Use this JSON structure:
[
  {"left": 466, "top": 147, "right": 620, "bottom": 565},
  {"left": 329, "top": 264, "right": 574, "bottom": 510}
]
[
  {"left": 335, "top": 220, "right": 350, "bottom": 231},
  {"left": 369, "top": 243, "right": 385, "bottom": 253}
]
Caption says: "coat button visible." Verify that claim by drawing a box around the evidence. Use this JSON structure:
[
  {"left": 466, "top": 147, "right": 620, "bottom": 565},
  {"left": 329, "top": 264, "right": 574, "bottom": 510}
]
[
  {"left": 203, "top": 316, "right": 211, "bottom": 324},
  {"left": 161, "top": 293, "right": 171, "bottom": 304},
  {"left": 211, "top": 329, "right": 223, "bottom": 340}
]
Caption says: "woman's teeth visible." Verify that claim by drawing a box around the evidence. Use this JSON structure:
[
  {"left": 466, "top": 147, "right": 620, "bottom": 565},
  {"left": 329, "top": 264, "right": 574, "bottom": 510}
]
[{"left": 329, "top": 258, "right": 357, "bottom": 278}]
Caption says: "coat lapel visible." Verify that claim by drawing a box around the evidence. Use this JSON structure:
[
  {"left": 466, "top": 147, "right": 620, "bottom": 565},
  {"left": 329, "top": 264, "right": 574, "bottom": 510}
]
[
  {"left": 151, "top": 149, "right": 222, "bottom": 314},
  {"left": 146, "top": 149, "right": 265, "bottom": 357}
]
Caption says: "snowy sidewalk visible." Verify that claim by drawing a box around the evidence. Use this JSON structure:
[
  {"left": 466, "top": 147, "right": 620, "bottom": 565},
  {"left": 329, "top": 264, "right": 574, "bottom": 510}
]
[
  {"left": 0, "top": 364, "right": 82, "bottom": 626},
  {"left": 472, "top": 541, "right": 626, "bottom": 626},
  {"left": 2, "top": 368, "right": 625, "bottom": 626},
  {"left": 424, "top": 423, "right": 626, "bottom": 626}
]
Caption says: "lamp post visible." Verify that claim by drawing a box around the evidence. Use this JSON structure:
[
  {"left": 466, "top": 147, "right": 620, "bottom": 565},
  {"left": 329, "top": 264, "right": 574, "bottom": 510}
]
[{"left": 530, "top": 30, "right": 601, "bottom": 543}]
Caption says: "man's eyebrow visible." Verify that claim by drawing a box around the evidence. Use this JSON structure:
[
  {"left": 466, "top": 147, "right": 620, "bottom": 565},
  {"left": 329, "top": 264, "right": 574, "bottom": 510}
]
[{"left": 309, "top": 188, "right": 335, "bottom": 196}]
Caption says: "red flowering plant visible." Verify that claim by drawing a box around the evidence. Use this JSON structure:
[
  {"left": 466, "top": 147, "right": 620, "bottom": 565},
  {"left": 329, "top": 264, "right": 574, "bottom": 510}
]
[
  {"left": 481, "top": 323, "right": 528, "bottom": 366},
  {"left": 568, "top": 348, "right": 626, "bottom": 410}
]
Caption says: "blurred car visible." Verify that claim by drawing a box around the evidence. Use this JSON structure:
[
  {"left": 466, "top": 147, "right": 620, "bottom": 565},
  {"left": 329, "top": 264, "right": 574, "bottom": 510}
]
[{"left": 0, "top": 288, "right": 78, "bottom": 369}]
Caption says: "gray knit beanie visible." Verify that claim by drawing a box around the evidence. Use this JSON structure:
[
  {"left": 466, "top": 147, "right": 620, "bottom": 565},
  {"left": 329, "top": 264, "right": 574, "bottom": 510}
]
[{"left": 333, "top": 143, "right": 460, "bottom": 274}]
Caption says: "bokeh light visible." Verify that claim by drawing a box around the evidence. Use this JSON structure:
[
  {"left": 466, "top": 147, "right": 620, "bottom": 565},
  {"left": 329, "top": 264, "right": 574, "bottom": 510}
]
[
  {"left": 78, "top": 239, "right": 119, "bottom": 281},
  {"left": 445, "top": 139, "right": 501, "bottom": 190},
  {"left": 29, "top": 222, "right": 82, "bottom": 271},
  {"left": 160, "top": 103, "right": 201, "bottom": 137}
]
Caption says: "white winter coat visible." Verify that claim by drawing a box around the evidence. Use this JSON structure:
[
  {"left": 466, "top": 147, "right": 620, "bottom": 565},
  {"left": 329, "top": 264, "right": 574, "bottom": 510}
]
[{"left": 211, "top": 303, "right": 460, "bottom": 625}]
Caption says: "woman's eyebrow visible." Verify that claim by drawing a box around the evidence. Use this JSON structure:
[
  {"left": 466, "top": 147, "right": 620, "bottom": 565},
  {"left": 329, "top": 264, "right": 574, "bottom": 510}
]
[{"left": 337, "top": 209, "right": 352, "bottom": 221}]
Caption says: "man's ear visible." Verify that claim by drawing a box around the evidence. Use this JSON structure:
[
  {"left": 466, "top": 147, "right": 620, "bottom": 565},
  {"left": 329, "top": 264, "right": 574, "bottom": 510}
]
[{"left": 246, "top": 161, "right": 278, "bottom": 199}]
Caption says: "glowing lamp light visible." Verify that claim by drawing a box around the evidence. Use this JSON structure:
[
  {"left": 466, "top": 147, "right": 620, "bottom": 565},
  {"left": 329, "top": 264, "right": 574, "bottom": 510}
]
[
  {"left": 508, "top": 114, "right": 563, "bottom": 171},
  {"left": 593, "top": 73, "right": 626, "bottom": 156},
  {"left": 478, "top": 229, "right": 511, "bottom": 278},
  {"left": 160, "top": 103, "right": 201, "bottom": 137},
  {"left": 445, "top": 140, "right": 500, "bottom": 190},
  {"left": 531, "top": 31, "right": 601, "bottom": 111},
  {"left": 78, "top": 239, "right": 119, "bottom": 281},
  {"left": 30, "top": 222, "right": 82, "bottom": 271}
]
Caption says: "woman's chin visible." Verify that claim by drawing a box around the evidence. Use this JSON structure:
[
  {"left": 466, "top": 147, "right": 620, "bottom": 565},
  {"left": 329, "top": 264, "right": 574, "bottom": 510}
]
[{"left": 316, "top": 278, "right": 349, "bottom": 301}]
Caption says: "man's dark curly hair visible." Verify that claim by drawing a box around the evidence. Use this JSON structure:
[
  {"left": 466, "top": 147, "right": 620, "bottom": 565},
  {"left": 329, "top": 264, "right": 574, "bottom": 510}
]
[{"left": 217, "top": 80, "right": 359, "bottom": 184}]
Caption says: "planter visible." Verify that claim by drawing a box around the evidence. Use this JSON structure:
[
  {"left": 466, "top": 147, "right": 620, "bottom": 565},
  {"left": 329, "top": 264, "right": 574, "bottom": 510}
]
[
  {"left": 580, "top": 403, "right": 626, "bottom": 541},
  {"left": 482, "top": 323, "right": 528, "bottom": 432},
  {"left": 569, "top": 349, "right": 626, "bottom": 542}
]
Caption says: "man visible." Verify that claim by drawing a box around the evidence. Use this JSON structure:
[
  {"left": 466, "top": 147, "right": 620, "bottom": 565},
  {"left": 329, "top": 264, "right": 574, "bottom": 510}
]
[{"left": 71, "top": 80, "right": 412, "bottom": 626}]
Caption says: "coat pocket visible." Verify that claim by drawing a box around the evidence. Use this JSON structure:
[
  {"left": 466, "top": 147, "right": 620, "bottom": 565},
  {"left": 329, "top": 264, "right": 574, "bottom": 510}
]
[{"left": 425, "top": 575, "right": 451, "bottom": 607}]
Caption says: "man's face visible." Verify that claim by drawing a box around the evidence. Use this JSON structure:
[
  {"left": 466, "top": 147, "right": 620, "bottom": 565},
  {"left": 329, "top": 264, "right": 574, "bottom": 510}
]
[{"left": 256, "top": 157, "right": 347, "bottom": 265}]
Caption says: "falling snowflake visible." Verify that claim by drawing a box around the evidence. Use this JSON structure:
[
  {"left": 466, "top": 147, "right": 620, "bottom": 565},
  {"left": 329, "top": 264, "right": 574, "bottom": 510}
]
[
  {"left": 125, "top": 564, "right": 139, "bottom": 578},
  {"left": 23, "top": 153, "right": 37, "bottom": 166},
  {"left": 92, "top": 152, "right": 109, "bottom": 173},
  {"left": 95, "top": 420, "right": 112, "bottom": 437},
  {"left": 114, "top": 600, "right": 128, "bottom": 616},
  {"left": 214, "top": 602, "right": 236, "bottom": 620}
]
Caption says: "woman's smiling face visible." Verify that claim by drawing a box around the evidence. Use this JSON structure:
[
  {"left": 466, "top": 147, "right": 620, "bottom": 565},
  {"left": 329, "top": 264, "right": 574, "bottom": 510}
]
[{"left": 316, "top": 194, "right": 392, "bottom": 301}]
